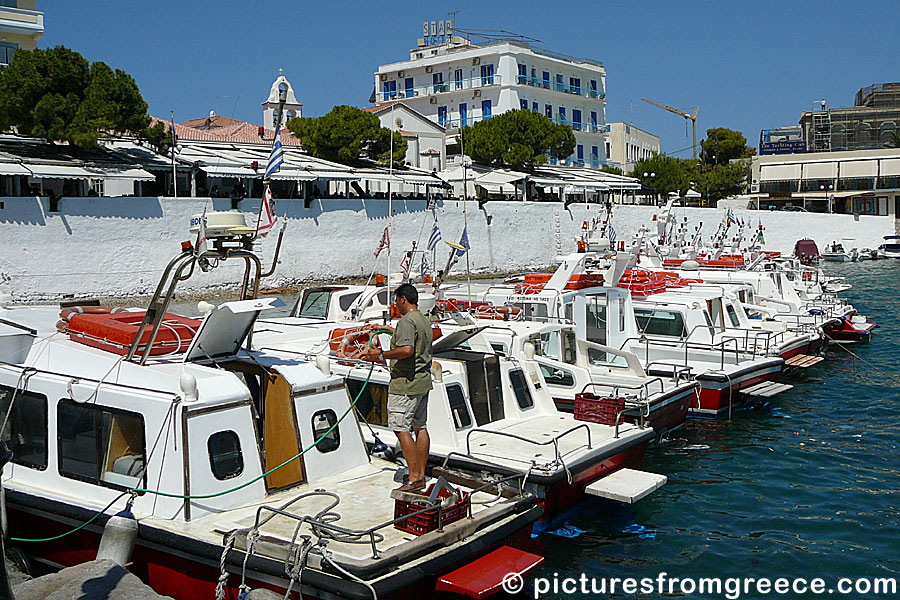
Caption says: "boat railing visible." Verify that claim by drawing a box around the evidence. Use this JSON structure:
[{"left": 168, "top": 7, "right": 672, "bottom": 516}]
[
  {"left": 618, "top": 329, "right": 744, "bottom": 370},
  {"left": 718, "top": 327, "right": 785, "bottom": 357},
  {"left": 464, "top": 423, "right": 595, "bottom": 474},
  {"left": 234, "top": 473, "right": 531, "bottom": 560}
]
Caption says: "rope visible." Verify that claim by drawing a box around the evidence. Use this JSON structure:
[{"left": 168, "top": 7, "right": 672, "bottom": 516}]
[
  {"left": 9, "top": 490, "right": 130, "bottom": 543},
  {"left": 215, "top": 531, "right": 237, "bottom": 600},
  {"left": 0, "top": 367, "right": 36, "bottom": 437},
  {"left": 9, "top": 354, "right": 380, "bottom": 542},
  {"left": 322, "top": 551, "right": 378, "bottom": 600},
  {"left": 824, "top": 333, "right": 900, "bottom": 385}
]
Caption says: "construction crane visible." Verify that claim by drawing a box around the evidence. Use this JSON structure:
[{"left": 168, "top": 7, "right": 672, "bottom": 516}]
[{"left": 641, "top": 97, "right": 700, "bottom": 160}]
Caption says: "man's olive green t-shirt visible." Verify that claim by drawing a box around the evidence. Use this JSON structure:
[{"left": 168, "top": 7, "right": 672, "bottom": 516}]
[{"left": 389, "top": 309, "right": 433, "bottom": 395}]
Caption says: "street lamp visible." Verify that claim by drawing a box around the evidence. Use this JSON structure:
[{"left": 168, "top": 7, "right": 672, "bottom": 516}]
[
  {"left": 643, "top": 171, "right": 656, "bottom": 205},
  {"left": 820, "top": 183, "right": 834, "bottom": 213}
]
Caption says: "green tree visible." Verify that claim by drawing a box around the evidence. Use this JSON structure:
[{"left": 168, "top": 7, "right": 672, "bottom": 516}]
[
  {"left": 628, "top": 154, "right": 699, "bottom": 198},
  {"left": 460, "top": 110, "right": 575, "bottom": 171},
  {"left": 287, "top": 105, "right": 406, "bottom": 165},
  {"left": 143, "top": 120, "right": 173, "bottom": 154},
  {"left": 700, "top": 127, "right": 753, "bottom": 166},
  {"left": 886, "top": 130, "right": 900, "bottom": 148},
  {"left": 600, "top": 166, "right": 623, "bottom": 175},
  {"left": 698, "top": 160, "right": 749, "bottom": 203},
  {"left": 0, "top": 46, "right": 151, "bottom": 148}
]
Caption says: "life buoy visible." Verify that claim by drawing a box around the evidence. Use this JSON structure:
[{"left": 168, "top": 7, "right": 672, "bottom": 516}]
[
  {"left": 473, "top": 305, "right": 522, "bottom": 321},
  {"left": 330, "top": 327, "right": 384, "bottom": 362}
]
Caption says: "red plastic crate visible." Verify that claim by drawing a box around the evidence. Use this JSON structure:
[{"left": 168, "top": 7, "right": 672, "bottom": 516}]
[
  {"left": 573, "top": 393, "right": 626, "bottom": 425},
  {"left": 394, "top": 483, "right": 471, "bottom": 536}
]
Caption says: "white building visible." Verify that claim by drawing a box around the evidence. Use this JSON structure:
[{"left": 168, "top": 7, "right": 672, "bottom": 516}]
[
  {"left": 607, "top": 122, "right": 660, "bottom": 174},
  {"left": 373, "top": 33, "right": 608, "bottom": 168},
  {"left": 363, "top": 102, "right": 446, "bottom": 171},
  {"left": 750, "top": 148, "right": 900, "bottom": 217},
  {"left": 262, "top": 70, "right": 302, "bottom": 130},
  {"left": 0, "top": 0, "right": 43, "bottom": 66}
]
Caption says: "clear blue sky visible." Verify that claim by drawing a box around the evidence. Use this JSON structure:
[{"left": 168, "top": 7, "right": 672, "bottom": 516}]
[{"left": 41, "top": 0, "right": 900, "bottom": 157}]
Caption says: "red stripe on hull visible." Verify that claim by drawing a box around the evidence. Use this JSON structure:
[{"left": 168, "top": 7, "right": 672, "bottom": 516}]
[
  {"left": 626, "top": 389, "right": 695, "bottom": 440},
  {"left": 692, "top": 368, "right": 781, "bottom": 416},
  {"left": 538, "top": 443, "right": 649, "bottom": 518},
  {"left": 8, "top": 507, "right": 534, "bottom": 600}
]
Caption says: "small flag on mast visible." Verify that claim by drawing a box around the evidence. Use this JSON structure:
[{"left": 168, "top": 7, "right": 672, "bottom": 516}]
[
  {"left": 399, "top": 251, "right": 411, "bottom": 278},
  {"left": 265, "top": 129, "right": 284, "bottom": 179},
  {"left": 427, "top": 220, "right": 442, "bottom": 251},
  {"left": 194, "top": 208, "right": 208, "bottom": 254},
  {"left": 256, "top": 186, "right": 278, "bottom": 237},
  {"left": 374, "top": 226, "right": 390, "bottom": 257},
  {"left": 455, "top": 227, "right": 470, "bottom": 257}
]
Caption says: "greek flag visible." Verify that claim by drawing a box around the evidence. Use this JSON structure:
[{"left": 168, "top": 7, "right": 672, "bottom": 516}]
[
  {"left": 608, "top": 223, "right": 617, "bottom": 244},
  {"left": 420, "top": 254, "right": 429, "bottom": 277},
  {"left": 427, "top": 220, "right": 442, "bottom": 251},
  {"left": 265, "top": 129, "right": 284, "bottom": 179}
]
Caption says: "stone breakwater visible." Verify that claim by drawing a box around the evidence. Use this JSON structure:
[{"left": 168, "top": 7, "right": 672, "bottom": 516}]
[{"left": 0, "top": 196, "right": 893, "bottom": 301}]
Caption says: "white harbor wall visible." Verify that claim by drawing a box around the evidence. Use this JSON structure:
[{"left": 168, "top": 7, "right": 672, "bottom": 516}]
[{"left": 0, "top": 196, "right": 894, "bottom": 300}]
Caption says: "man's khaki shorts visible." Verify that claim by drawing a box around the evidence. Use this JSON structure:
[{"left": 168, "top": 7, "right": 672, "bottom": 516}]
[{"left": 388, "top": 392, "right": 429, "bottom": 433}]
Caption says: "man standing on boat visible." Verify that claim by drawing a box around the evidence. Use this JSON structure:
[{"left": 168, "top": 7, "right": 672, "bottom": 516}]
[{"left": 367, "top": 284, "right": 433, "bottom": 492}]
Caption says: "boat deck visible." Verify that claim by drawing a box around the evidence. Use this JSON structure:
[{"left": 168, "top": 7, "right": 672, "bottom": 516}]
[
  {"left": 465, "top": 414, "right": 647, "bottom": 473},
  {"left": 148, "top": 463, "right": 508, "bottom": 563}
]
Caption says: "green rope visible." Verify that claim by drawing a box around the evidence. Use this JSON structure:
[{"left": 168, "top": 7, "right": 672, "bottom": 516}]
[{"left": 10, "top": 332, "right": 389, "bottom": 543}]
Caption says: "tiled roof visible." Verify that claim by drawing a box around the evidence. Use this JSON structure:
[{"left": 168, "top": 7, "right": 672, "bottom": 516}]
[
  {"left": 149, "top": 115, "right": 302, "bottom": 146},
  {"left": 362, "top": 101, "right": 402, "bottom": 113}
]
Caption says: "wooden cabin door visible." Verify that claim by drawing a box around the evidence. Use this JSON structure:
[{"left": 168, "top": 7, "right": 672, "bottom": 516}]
[{"left": 263, "top": 371, "right": 305, "bottom": 490}]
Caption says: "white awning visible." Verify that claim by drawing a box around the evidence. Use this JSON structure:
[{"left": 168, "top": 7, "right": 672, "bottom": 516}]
[
  {"left": 840, "top": 160, "right": 877, "bottom": 178},
  {"left": 803, "top": 162, "right": 837, "bottom": 179},
  {"left": 26, "top": 164, "right": 96, "bottom": 180},
  {"left": 760, "top": 164, "right": 801, "bottom": 181},
  {"left": 202, "top": 165, "right": 260, "bottom": 178},
  {"left": 269, "top": 168, "right": 319, "bottom": 181},
  {"left": 398, "top": 173, "right": 444, "bottom": 185},
  {"left": 685, "top": 188, "right": 702, "bottom": 197},
  {"left": 0, "top": 162, "right": 30, "bottom": 176},
  {"left": 880, "top": 158, "right": 900, "bottom": 177},
  {"left": 475, "top": 169, "right": 527, "bottom": 186},
  {"left": 476, "top": 182, "right": 514, "bottom": 194},
  {"left": 95, "top": 167, "right": 156, "bottom": 181}
]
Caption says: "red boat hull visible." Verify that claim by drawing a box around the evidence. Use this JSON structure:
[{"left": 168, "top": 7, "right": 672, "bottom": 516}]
[
  {"left": 691, "top": 363, "right": 783, "bottom": 417},
  {"left": 8, "top": 503, "right": 537, "bottom": 600},
  {"left": 537, "top": 442, "right": 649, "bottom": 519}
]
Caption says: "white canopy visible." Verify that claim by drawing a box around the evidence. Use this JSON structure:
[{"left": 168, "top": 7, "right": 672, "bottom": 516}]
[
  {"left": 685, "top": 189, "right": 702, "bottom": 198},
  {"left": 26, "top": 164, "right": 98, "bottom": 180},
  {"left": 880, "top": 158, "right": 900, "bottom": 176},
  {"left": 760, "top": 164, "right": 801, "bottom": 181},
  {"left": 0, "top": 161, "right": 30, "bottom": 176},
  {"left": 840, "top": 160, "right": 877, "bottom": 178}
]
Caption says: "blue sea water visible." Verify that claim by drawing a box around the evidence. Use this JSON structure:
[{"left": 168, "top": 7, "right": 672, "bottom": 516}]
[{"left": 530, "top": 261, "right": 900, "bottom": 599}]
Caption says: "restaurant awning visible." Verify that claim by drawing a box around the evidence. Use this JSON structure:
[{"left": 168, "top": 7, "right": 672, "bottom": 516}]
[
  {"left": 95, "top": 167, "right": 156, "bottom": 181},
  {"left": 0, "top": 162, "right": 30, "bottom": 176},
  {"left": 803, "top": 162, "right": 837, "bottom": 179},
  {"left": 840, "top": 160, "right": 877, "bottom": 178},
  {"left": 760, "top": 164, "right": 801, "bottom": 181},
  {"left": 880, "top": 158, "right": 900, "bottom": 177},
  {"left": 26, "top": 164, "right": 98, "bottom": 180},
  {"left": 201, "top": 165, "right": 260, "bottom": 178},
  {"left": 269, "top": 168, "right": 319, "bottom": 181}
]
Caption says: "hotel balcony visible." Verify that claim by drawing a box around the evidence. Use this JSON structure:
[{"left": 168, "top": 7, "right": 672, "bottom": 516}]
[
  {"left": 376, "top": 74, "right": 502, "bottom": 103},
  {"left": 0, "top": 4, "right": 44, "bottom": 39},
  {"left": 515, "top": 75, "right": 605, "bottom": 100}
]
